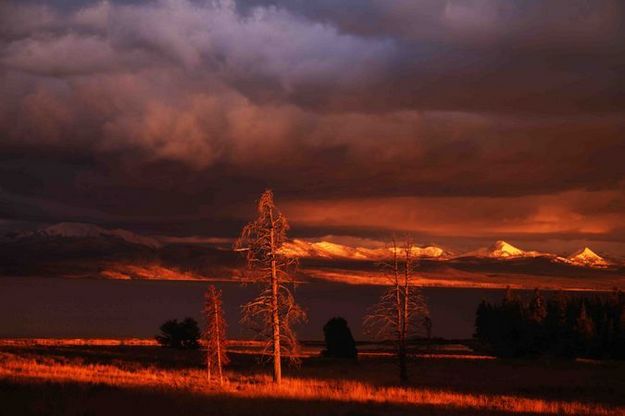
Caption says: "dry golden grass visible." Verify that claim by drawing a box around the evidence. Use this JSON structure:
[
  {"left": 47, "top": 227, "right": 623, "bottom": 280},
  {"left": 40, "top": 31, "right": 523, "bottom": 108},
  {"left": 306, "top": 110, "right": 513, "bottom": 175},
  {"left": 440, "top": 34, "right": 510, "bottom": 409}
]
[
  {"left": 0, "top": 338, "right": 159, "bottom": 347},
  {"left": 0, "top": 351, "right": 622, "bottom": 416},
  {"left": 0, "top": 338, "right": 269, "bottom": 348}
]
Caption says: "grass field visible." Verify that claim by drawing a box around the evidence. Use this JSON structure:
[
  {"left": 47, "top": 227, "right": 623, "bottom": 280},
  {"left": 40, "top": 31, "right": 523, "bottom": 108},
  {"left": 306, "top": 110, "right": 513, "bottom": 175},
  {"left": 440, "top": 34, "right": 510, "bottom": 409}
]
[{"left": 1, "top": 340, "right": 624, "bottom": 416}]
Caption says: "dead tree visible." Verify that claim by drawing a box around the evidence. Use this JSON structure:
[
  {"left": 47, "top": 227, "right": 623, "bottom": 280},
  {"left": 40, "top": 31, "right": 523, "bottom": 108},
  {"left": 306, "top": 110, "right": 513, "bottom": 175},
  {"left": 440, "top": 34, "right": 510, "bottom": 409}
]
[
  {"left": 235, "top": 190, "right": 306, "bottom": 384},
  {"left": 364, "top": 238, "right": 430, "bottom": 384},
  {"left": 203, "top": 285, "right": 229, "bottom": 385}
]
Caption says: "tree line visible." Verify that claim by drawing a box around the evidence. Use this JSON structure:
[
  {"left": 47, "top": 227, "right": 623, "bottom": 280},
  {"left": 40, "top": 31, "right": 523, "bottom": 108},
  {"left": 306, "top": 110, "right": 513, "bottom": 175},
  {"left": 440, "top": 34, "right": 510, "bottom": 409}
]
[{"left": 475, "top": 288, "right": 625, "bottom": 359}]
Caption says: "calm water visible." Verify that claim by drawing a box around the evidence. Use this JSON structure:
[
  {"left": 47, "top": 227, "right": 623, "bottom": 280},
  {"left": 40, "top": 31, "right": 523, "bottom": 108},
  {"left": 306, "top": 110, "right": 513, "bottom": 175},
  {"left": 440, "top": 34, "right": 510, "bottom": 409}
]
[{"left": 1, "top": 277, "right": 514, "bottom": 340}]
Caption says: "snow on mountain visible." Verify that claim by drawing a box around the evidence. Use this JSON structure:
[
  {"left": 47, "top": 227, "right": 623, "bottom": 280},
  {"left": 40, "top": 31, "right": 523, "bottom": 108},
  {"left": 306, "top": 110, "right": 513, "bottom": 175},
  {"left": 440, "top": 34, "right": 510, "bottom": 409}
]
[
  {"left": 461, "top": 240, "right": 544, "bottom": 259},
  {"left": 281, "top": 240, "right": 374, "bottom": 260},
  {"left": 26, "top": 222, "right": 161, "bottom": 248},
  {"left": 284, "top": 239, "right": 621, "bottom": 270},
  {"left": 566, "top": 247, "right": 609, "bottom": 268},
  {"left": 457, "top": 241, "right": 617, "bottom": 269},
  {"left": 410, "top": 245, "right": 447, "bottom": 258},
  {"left": 280, "top": 239, "right": 448, "bottom": 261},
  {"left": 488, "top": 240, "right": 525, "bottom": 257}
]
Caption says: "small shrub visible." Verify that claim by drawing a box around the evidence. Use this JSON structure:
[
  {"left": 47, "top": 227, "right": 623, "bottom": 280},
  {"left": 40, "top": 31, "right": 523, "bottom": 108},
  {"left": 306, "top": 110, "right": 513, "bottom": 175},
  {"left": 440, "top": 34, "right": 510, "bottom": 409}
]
[
  {"left": 155, "top": 318, "right": 200, "bottom": 349},
  {"left": 322, "top": 317, "right": 358, "bottom": 359}
]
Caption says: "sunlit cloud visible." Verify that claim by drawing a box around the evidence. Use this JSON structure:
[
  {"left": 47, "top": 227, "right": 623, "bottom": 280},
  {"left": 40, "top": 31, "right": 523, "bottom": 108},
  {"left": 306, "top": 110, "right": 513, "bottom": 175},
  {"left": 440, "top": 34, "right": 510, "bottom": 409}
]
[{"left": 282, "top": 190, "right": 625, "bottom": 239}]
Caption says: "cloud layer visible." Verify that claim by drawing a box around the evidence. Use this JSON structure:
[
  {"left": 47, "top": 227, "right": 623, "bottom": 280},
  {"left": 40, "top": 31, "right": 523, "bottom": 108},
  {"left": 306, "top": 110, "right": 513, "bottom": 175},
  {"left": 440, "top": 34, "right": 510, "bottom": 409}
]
[{"left": 1, "top": 0, "right": 625, "bottom": 253}]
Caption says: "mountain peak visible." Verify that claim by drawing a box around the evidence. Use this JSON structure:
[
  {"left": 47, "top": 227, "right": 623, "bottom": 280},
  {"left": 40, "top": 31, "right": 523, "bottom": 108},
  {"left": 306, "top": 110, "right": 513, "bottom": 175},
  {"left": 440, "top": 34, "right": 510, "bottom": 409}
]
[
  {"left": 580, "top": 247, "right": 599, "bottom": 257},
  {"left": 489, "top": 240, "right": 524, "bottom": 257},
  {"left": 460, "top": 240, "right": 536, "bottom": 259},
  {"left": 567, "top": 247, "right": 608, "bottom": 268}
]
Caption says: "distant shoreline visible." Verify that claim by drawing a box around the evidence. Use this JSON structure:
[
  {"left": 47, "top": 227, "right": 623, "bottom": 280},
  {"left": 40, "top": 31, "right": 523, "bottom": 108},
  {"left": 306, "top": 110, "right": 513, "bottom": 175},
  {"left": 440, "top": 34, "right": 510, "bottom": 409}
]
[{"left": 2, "top": 274, "right": 621, "bottom": 292}]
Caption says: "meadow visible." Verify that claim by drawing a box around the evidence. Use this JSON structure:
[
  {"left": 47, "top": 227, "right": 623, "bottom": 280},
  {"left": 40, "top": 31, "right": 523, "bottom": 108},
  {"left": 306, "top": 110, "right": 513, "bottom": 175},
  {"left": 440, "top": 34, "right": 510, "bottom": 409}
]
[{"left": 1, "top": 340, "right": 624, "bottom": 416}]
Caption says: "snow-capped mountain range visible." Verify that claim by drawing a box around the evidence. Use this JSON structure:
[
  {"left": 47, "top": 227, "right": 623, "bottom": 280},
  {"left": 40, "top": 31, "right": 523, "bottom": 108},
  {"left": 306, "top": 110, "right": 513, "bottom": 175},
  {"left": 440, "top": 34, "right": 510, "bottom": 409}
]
[
  {"left": 457, "top": 240, "right": 611, "bottom": 269},
  {"left": 18, "top": 222, "right": 161, "bottom": 249},
  {"left": 1, "top": 223, "right": 619, "bottom": 271},
  {"left": 281, "top": 239, "right": 450, "bottom": 261},
  {"left": 282, "top": 238, "right": 616, "bottom": 269}
]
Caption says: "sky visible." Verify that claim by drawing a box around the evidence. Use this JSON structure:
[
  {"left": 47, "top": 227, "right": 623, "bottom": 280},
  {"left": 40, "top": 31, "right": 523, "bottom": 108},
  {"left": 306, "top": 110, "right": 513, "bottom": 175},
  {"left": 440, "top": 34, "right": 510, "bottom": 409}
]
[{"left": 1, "top": 0, "right": 625, "bottom": 255}]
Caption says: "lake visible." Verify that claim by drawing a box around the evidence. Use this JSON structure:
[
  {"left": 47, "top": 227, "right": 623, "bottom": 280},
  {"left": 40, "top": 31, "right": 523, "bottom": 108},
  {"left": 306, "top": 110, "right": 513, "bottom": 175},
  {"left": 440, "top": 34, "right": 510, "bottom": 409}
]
[{"left": 1, "top": 277, "right": 540, "bottom": 340}]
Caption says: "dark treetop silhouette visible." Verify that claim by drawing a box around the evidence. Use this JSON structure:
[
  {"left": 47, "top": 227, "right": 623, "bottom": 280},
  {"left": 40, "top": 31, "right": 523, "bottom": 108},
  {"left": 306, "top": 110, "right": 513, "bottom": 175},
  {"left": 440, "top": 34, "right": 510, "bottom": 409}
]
[
  {"left": 475, "top": 288, "right": 625, "bottom": 359},
  {"left": 322, "top": 317, "right": 358, "bottom": 360},
  {"left": 155, "top": 318, "right": 200, "bottom": 349}
]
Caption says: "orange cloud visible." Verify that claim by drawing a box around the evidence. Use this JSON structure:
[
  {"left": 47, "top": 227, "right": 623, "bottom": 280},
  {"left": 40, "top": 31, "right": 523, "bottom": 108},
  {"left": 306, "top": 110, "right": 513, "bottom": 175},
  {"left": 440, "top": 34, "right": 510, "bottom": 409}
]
[{"left": 282, "top": 190, "right": 623, "bottom": 238}]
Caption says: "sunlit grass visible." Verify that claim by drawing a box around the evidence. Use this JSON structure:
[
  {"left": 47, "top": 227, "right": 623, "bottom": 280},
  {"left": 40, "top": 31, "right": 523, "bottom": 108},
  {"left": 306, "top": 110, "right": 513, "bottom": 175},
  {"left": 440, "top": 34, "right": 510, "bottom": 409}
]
[
  {"left": 0, "top": 338, "right": 265, "bottom": 348},
  {"left": 0, "top": 351, "right": 621, "bottom": 415}
]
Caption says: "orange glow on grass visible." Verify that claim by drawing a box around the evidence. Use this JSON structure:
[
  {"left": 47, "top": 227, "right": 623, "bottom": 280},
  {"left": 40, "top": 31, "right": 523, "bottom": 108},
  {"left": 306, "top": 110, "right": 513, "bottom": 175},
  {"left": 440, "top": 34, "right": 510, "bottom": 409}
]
[{"left": 0, "top": 352, "right": 621, "bottom": 416}]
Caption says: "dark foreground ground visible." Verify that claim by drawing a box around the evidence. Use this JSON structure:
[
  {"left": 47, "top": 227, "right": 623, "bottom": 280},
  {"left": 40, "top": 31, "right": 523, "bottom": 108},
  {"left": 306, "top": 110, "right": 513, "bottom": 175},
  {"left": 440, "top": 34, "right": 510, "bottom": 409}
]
[{"left": 1, "top": 341, "right": 624, "bottom": 416}]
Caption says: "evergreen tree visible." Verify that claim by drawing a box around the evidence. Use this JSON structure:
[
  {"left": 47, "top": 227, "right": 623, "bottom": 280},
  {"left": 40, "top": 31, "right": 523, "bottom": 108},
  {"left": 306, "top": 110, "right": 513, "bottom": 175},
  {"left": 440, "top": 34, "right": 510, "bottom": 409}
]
[
  {"left": 574, "top": 302, "right": 594, "bottom": 356},
  {"left": 474, "top": 289, "right": 625, "bottom": 360},
  {"left": 528, "top": 289, "right": 547, "bottom": 323},
  {"left": 474, "top": 300, "right": 492, "bottom": 344},
  {"left": 545, "top": 291, "right": 570, "bottom": 357},
  {"left": 498, "top": 287, "right": 525, "bottom": 357},
  {"left": 615, "top": 302, "right": 625, "bottom": 359},
  {"left": 527, "top": 289, "right": 547, "bottom": 354}
]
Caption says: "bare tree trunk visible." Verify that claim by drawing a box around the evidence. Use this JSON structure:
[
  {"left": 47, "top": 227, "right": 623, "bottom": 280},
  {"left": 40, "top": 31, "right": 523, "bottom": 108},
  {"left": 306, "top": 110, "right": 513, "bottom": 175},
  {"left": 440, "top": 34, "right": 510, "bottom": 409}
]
[
  {"left": 391, "top": 239, "right": 408, "bottom": 384},
  {"left": 214, "top": 300, "right": 223, "bottom": 385},
  {"left": 237, "top": 190, "right": 304, "bottom": 385},
  {"left": 204, "top": 285, "right": 229, "bottom": 385},
  {"left": 399, "top": 244, "right": 411, "bottom": 384},
  {"left": 207, "top": 356, "right": 211, "bottom": 381},
  {"left": 398, "top": 274, "right": 407, "bottom": 383},
  {"left": 270, "top": 213, "right": 282, "bottom": 384},
  {"left": 364, "top": 238, "right": 429, "bottom": 385}
]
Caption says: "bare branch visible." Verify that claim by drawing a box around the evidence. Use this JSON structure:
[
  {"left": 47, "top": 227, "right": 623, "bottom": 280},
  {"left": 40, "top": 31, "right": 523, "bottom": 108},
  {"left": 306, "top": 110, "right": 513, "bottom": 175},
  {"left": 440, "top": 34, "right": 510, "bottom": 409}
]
[
  {"left": 235, "top": 190, "right": 306, "bottom": 383},
  {"left": 363, "top": 237, "right": 431, "bottom": 384}
]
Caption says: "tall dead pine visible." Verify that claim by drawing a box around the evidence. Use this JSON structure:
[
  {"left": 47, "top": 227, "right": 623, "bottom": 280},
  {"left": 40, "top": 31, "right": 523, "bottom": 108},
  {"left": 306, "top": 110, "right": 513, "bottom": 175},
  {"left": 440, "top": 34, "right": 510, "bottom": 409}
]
[
  {"left": 235, "top": 190, "right": 306, "bottom": 384},
  {"left": 203, "top": 285, "right": 229, "bottom": 385},
  {"left": 364, "top": 238, "right": 430, "bottom": 384}
]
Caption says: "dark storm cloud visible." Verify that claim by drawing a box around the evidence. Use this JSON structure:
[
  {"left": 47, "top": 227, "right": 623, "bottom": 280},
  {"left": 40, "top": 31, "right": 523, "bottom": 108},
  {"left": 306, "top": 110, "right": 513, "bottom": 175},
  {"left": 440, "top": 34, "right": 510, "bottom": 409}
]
[
  {"left": 1, "top": 0, "right": 625, "bottom": 249},
  {"left": 251, "top": 0, "right": 625, "bottom": 51},
  {"left": 240, "top": 0, "right": 625, "bottom": 114}
]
